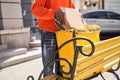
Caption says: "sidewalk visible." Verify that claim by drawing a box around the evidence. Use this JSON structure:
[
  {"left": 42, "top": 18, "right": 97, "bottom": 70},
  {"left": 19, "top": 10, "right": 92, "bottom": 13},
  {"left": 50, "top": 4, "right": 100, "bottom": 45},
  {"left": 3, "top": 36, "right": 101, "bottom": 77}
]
[
  {"left": 0, "top": 56, "right": 120, "bottom": 80},
  {"left": 0, "top": 58, "right": 43, "bottom": 80}
]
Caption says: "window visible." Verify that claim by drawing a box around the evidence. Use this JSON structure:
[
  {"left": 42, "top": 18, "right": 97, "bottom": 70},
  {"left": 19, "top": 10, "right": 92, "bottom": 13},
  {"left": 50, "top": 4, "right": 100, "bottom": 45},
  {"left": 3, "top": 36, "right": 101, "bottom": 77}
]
[
  {"left": 83, "top": 13, "right": 92, "bottom": 18},
  {"left": 83, "top": 11, "right": 108, "bottom": 19},
  {"left": 107, "top": 12, "right": 120, "bottom": 20}
]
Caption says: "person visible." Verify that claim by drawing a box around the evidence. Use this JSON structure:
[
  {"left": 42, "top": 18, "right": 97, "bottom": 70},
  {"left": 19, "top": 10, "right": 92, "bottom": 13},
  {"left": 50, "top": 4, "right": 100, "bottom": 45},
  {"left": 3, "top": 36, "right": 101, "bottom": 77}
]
[{"left": 31, "top": 0, "right": 75, "bottom": 77}]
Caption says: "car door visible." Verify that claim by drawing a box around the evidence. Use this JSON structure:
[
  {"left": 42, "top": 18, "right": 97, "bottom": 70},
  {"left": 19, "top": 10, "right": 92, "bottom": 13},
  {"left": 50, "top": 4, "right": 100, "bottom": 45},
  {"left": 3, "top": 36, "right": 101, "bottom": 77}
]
[
  {"left": 83, "top": 11, "right": 109, "bottom": 32},
  {"left": 107, "top": 11, "right": 120, "bottom": 33}
]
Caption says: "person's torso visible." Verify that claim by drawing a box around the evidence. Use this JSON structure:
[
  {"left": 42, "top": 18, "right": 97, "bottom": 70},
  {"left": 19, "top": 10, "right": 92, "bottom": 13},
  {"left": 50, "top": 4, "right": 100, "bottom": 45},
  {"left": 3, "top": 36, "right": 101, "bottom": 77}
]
[
  {"left": 45, "top": 0, "right": 72, "bottom": 10},
  {"left": 38, "top": 0, "right": 73, "bottom": 32}
]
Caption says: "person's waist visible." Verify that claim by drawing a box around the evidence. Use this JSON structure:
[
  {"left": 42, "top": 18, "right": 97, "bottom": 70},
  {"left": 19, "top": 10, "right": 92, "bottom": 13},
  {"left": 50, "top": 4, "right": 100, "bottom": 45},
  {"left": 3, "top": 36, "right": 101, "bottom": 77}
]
[
  {"left": 38, "top": 19, "right": 55, "bottom": 26},
  {"left": 38, "top": 20, "right": 58, "bottom": 32}
]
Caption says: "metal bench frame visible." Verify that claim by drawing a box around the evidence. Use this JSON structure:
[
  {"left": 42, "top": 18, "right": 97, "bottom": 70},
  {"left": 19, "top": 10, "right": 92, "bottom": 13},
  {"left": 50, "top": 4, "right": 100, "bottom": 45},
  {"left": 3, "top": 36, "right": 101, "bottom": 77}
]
[{"left": 27, "top": 37, "right": 120, "bottom": 80}]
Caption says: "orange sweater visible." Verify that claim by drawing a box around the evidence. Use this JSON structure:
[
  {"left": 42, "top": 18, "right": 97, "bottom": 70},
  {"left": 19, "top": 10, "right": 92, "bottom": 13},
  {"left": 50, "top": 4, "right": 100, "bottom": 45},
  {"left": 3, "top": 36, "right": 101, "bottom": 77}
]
[{"left": 31, "top": 0, "right": 74, "bottom": 32}]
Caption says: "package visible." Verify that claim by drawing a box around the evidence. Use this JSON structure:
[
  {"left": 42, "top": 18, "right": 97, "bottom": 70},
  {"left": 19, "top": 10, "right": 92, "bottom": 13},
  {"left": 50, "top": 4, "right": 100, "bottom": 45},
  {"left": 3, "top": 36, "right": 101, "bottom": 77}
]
[
  {"left": 55, "top": 24, "right": 100, "bottom": 78},
  {"left": 57, "top": 7, "right": 87, "bottom": 29}
]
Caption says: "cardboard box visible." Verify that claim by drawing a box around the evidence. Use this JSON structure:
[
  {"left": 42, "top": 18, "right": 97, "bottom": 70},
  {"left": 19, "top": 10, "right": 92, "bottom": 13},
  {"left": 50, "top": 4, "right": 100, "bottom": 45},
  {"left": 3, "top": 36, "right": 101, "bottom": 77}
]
[{"left": 57, "top": 8, "right": 87, "bottom": 29}]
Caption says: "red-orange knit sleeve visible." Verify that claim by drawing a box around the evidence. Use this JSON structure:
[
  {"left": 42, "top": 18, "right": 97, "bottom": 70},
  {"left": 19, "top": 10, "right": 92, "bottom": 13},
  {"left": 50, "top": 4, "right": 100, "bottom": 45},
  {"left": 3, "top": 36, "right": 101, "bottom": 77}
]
[
  {"left": 31, "top": 0, "right": 55, "bottom": 20},
  {"left": 69, "top": 0, "right": 75, "bottom": 8}
]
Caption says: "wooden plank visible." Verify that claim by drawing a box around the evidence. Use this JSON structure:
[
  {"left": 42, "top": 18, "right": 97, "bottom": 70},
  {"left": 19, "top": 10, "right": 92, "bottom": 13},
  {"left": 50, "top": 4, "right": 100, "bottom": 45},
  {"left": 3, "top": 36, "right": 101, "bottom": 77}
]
[
  {"left": 75, "top": 51, "right": 120, "bottom": 79},
  {"left": 75, "top": 36, "right": 120, "bottom": 79}
]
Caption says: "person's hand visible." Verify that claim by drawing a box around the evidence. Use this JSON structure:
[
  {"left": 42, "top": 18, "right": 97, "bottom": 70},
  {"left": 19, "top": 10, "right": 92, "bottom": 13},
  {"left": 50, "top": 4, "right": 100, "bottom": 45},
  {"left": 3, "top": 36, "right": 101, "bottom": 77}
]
[{"left": 54, "top": 9, "right": 65, "bottom": 25}]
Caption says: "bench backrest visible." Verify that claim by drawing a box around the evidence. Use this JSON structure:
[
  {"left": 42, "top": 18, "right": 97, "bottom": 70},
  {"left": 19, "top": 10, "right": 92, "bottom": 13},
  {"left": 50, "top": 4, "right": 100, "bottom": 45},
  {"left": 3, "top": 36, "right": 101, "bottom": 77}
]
[
  {"left": 38, "top": 36, "right": 120, "bottom": 80},
  {"left": 60, "top": 36, "right": 120, "bottom": 79}
]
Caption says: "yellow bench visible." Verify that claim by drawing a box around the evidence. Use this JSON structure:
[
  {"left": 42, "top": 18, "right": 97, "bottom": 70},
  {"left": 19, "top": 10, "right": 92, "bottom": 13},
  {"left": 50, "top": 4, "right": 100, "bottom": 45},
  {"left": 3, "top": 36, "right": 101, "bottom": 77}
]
[
  {"left": 40, "top": 36, "right": 120, "bottom": 80},
  {"left": 75, "top": 36, "right": 120, "bottom": 79},
  {"left": 27, "top": 36, "right": 120, "bottom": 80}
]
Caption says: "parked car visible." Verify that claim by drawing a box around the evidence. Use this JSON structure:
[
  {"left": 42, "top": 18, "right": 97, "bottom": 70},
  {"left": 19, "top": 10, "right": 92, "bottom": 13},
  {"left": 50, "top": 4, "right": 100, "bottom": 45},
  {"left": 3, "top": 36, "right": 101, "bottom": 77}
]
[{"left": 80, "top": 10, "right": 120, "bottom": 39}]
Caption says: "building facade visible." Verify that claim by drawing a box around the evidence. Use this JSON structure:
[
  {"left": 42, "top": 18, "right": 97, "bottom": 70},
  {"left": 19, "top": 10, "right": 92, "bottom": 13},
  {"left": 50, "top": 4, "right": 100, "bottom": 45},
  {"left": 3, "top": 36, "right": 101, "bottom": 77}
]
[
  {"left": 107, "top": 0, "right": 120, "bottom": 13},
  {"left": 73, "top": 0, "right": 120, "bottom": 13}
]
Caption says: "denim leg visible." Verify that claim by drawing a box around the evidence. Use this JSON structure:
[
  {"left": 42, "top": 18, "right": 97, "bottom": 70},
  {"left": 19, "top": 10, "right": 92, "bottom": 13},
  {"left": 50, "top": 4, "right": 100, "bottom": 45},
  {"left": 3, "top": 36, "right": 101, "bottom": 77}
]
[{"left": 40, "top": 30, "right": 59, "bottom": 77}]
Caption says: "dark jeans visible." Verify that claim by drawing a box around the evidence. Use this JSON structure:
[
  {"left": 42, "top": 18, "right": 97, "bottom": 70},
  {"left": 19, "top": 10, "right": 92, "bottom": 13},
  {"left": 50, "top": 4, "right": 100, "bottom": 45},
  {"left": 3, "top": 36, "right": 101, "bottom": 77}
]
[{"left": 40, "top": 30, "right": 60, "bottom": 77}]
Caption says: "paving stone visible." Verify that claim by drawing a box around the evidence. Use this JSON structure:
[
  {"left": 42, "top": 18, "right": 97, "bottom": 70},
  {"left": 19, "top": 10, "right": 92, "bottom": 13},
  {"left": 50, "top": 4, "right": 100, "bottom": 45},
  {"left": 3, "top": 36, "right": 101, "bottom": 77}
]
[
  {"left": 0, "top": 58, "right": 43, "bottom": 80},
  {"left": 0, "top": 47, "right": 41, "bottom": 69}
]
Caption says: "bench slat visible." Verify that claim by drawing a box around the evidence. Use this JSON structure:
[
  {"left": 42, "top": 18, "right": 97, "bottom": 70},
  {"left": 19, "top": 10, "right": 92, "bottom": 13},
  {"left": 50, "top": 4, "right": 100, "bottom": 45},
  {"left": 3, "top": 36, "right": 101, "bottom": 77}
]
[{"left": 75, "top": 51, "right": 120, "bottom": 79}]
